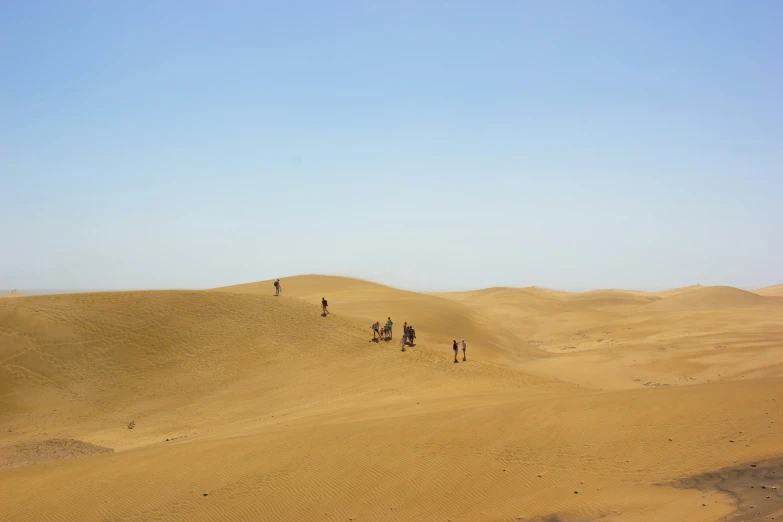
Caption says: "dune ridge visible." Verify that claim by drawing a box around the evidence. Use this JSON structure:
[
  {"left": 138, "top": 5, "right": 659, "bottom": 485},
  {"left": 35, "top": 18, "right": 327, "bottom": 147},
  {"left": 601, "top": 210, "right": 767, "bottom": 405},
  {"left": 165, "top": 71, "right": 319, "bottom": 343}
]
[
  {"left": 644, "top": 285, "right": 781, "bottom": 311},
  {"left": 1, "top": 276, "right": 782, "bottom": 521},
  {"left": 755, "top": 283, "right": 783, "bottom": 298}
]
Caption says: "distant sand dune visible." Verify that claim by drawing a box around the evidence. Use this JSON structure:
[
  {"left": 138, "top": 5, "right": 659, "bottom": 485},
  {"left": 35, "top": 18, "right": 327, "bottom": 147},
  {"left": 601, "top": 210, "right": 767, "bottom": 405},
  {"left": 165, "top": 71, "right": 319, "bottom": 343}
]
[
  {"left": 1, "top": 276, "right": 782, "bottom": 521},
  {"left": 754, "top": 283, "right": 783, "bottom": 298},
  {"left": 432, "top": 281, "right": 783, "bottom": 389},
  {"left": 652, "top": 283, "right": 705, "bottom": 297},
  {"left": 645, "top": 285, "right": 782, "bottom": 311}
]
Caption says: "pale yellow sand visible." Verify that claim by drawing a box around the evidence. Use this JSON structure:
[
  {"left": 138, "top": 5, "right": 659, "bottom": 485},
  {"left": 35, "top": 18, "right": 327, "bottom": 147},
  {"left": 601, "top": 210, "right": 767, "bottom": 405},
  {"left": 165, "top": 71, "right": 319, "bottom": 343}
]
[
  {"left": 1, "top": 277, "right": 782, "bottom": 521},
  {"left": 755, "top": 283, "right": 783, "bottom": 298}
]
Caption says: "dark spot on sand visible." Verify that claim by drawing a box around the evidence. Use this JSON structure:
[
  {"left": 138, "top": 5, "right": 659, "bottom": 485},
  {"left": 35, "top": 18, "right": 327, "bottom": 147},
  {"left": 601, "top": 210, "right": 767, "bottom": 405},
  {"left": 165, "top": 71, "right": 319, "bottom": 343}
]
[
  {"left": 0, "top": 439, "right": 113, "bottom": 468},
  {"left": 669, "top": 457, "right": 783, "bottom": 521}
]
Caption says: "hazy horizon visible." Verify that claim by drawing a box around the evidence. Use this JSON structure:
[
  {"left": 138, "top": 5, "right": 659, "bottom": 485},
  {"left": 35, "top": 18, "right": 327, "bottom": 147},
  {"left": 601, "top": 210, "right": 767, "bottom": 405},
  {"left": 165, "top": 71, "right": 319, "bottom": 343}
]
[
  {"left": 2, "top": 2, "right": 781, "bottom": 292},
  {"left": 0, "top": 274, "right": 778, "bottom": 295}
]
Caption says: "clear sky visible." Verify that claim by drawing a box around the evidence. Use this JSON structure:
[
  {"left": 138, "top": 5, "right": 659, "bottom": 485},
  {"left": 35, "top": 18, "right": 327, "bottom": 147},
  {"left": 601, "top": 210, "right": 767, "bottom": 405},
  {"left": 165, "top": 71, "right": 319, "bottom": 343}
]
[{"left": 1, "top": 1, "right": 781, "bottom": 292}]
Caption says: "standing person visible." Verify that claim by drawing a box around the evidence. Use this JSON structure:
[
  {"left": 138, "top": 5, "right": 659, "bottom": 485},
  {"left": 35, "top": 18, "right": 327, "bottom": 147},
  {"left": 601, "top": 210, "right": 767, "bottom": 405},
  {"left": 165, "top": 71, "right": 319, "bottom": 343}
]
[
  {"left": 400, "top": 335, "right": 406, "bottom": 352},
  {"left": 321, "top": 297, "right": 329, "bottom": 315},
  {"left": 385, "top": 317, "right": 393, "bottom": 339},
  {"left": 274, "top": 279, "right": 281, "bottom": 296},
  {"left": 372, "top": 321, "right": 381, "bottom": 340},
  {"left": 461, "top": 339, "right": 467, "bottom": 361},
  {"left": 453, "top": 340, "right": 459, "bottom": 363}
]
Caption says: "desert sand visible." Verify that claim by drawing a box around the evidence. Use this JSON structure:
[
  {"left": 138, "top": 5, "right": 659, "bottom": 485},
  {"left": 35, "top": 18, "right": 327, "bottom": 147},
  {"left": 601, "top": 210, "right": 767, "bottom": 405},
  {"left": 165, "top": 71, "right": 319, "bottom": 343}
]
[
  {"left": 756, "top": 284, "right": 783, "bottom": 299},
  {"left": 1, "top": 276, "right": 782, "bottom": 521}
]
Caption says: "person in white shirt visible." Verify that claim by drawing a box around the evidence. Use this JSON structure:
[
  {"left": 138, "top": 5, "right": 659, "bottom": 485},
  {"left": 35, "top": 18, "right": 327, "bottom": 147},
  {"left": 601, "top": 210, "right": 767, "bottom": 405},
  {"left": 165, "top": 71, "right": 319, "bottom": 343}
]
[
  {"left": 461, "top": 339, "right": 467, "bottom": 361},
  {"left": 401, "top": 335, "right": 406, "bottom": 352}
]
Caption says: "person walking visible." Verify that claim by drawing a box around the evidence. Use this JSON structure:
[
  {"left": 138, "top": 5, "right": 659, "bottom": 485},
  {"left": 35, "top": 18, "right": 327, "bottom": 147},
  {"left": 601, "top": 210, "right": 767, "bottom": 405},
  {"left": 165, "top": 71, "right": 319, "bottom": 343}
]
[
  {"left": 453, "top": 340, "right": 459, "bottom": 363},
  {"left": 321, "top": 297, "right": 329, "bottom": 315},
  {"left": 461, "top": 339, "right": 467, "bottom": 361},
  {"left": 274, "top": 279, "right": 281, "bottom": 296},
  {"left": 372, "top": 321, "right": 381, "bottom": 340}
]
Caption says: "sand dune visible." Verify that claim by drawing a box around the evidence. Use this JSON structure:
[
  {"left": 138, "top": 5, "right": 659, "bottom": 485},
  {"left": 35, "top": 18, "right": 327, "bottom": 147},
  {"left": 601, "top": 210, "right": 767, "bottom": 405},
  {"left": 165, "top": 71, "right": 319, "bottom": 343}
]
[
  {"left": 433, "top": 282, "right": 783, "bottom": 390},
  {"left": 215, "top": 276, "right": 541, "bottom": 363},
  {"left": 653, "top": 283, "right": 705, "bottom": 297},
  {"left": 645, "top": 285, "right": 782, "bottom": 311},
  {"left": 755, "top": 283, "right": 783, "bottom": 298},
  {"left": 2, "top": 277, "right": 782, "bottom": 521}
]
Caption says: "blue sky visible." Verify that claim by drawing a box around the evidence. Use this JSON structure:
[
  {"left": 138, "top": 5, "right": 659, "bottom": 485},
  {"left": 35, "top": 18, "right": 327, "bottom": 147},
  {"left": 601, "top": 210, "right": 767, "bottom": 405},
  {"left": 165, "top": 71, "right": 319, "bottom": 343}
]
[{"left": 1, "top": 1, "right": 781, "bottom": 292}]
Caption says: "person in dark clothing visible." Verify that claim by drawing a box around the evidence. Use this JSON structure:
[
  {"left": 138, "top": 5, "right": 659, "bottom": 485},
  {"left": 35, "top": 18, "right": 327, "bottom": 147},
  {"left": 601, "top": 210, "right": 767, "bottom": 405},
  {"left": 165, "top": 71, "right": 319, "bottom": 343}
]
[{"left": 453, "top": 340, "right": 459, "bottom": 363}]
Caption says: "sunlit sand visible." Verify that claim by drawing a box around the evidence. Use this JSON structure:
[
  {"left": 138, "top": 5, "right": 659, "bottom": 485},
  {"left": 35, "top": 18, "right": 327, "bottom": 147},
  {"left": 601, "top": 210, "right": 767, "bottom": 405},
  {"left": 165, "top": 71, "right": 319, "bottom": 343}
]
[{"left": 2, "top": 276, "right": 781, "bottom": 521}]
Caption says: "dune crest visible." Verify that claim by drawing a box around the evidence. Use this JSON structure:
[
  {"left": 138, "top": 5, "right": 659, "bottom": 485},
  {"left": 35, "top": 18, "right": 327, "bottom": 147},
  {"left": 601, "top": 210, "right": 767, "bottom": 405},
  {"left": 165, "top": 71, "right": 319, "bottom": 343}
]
[
  {"left": 652, "top": 283, "right": 705, "bottom": 297},
  {"left": 754, "top": 283, "right": 783, "bottom": 298},
  {"left": 645, "top": 285, "right": 781, "bottom": 311}
]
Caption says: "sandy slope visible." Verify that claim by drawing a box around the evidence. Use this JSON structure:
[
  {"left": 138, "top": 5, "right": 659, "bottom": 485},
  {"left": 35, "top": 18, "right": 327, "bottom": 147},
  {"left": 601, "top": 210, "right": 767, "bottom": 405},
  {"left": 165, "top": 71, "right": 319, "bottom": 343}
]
[
  {"left": 215, "top": 276, "right": 541, "bottom": 363},
  {"left": 755, "top": 283, "right": 783, "bottom": 298},
  {"left": 1, "top": 277, "right": 782, "bottom": 521},
  {"left": 434, "top": 284, "right": 783, "bottom": 390},
  {"left": 645, "top": 286, "right": 779, "bottom": 311}
]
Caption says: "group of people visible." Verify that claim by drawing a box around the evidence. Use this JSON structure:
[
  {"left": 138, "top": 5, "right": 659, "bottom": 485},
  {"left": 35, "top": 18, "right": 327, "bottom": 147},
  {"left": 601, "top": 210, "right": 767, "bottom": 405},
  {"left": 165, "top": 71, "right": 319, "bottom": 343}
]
[
  {"left": 371, "top": 318, "right": 393, "bottom": 341},
  {"left": 370, "top": 318, "right": 417, "bottom": 351},
  {"left": 273, "top": 279, "right": 466, "bottom": 362}
]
